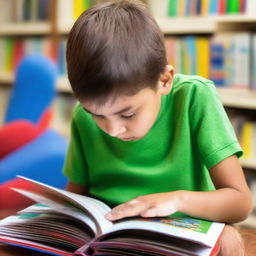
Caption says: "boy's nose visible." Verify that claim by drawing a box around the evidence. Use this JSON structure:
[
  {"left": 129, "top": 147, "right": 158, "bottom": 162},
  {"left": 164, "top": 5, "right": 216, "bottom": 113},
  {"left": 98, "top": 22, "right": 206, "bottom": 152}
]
[{"left": 106, "top": 121, "right": 126, "bottom": 137}]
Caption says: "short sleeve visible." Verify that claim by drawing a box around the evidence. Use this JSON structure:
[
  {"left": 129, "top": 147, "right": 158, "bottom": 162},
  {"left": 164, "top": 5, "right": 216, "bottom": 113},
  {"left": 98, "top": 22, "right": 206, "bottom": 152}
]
[
  {"left": 189, "top": 80, "right": 243, "bottom": 169},
  {"left": 62, "top": 106, "right": 89, "bottom": 186}
]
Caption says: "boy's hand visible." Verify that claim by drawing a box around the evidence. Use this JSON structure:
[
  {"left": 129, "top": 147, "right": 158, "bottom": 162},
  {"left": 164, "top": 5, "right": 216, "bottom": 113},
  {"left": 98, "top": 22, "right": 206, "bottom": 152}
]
[{"left": 105, "top": 191, "right": 182, "bottom": 221}]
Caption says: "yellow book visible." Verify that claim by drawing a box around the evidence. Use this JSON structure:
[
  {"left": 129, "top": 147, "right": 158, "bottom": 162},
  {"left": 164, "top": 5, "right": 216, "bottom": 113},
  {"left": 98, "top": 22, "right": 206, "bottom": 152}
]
[
  {"left": 196, "top": 37, "right": 209, "bottom": 78},
  {"left": 240, "top": 122, "right": 253, "bottom": 159},
  {"left": 74, "top": 0, "right": 90, "bottom": 19},
  {"left": 178, "top": 0, "right": 185, "bottom": 16},
  {"left": 4, "top": 38, "right": 14, "bottom": 73},
  {"left": 201, "top": 0, "right": 210, "bottom": 16}
]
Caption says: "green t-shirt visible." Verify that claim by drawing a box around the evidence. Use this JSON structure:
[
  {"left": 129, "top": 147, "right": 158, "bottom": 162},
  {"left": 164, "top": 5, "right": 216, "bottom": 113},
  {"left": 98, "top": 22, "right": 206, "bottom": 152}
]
[{"left": 63, "top": 74, "right": 243, "bottom": 207}]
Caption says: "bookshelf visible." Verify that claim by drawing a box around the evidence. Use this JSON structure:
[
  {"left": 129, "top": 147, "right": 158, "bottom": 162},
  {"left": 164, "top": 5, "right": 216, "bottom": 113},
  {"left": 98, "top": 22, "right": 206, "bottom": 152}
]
[{"left": 0, "top": 22, "right": 51, "bottom": 35}]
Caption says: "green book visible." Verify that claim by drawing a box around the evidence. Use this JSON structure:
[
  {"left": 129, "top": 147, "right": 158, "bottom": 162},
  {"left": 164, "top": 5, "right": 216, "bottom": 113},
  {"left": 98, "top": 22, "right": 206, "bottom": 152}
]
[
  {"left": 227, "top": 0, "right": 240, "bottom": 13},
  {"left": 168, "top": 0, "right": 177, "bottom": 17},
  {"left": 4, "top": 38, "right": 14, "bottom": 72}
]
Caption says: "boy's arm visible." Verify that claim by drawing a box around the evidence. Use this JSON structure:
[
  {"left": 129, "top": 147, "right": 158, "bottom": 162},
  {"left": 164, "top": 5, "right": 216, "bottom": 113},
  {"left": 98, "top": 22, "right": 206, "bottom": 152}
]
[
  {"left": 66, "top": 181, "right": 89, "bottom": 196},
  {"left": 106, "top": 155, "right": 253, "bottom": 224}
]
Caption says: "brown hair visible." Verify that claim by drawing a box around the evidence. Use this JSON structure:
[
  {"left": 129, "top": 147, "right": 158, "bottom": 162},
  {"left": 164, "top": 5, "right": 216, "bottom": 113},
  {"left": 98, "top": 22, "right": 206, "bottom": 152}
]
[{"left": 66, "top": 0, "right": 167, "bottom": 104}]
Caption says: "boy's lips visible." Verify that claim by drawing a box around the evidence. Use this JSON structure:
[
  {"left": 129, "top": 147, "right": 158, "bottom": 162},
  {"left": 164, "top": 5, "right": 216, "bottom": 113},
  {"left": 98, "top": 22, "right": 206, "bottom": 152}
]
[{"left": 119, "top": 137, "right": 137, "bottom": 141}]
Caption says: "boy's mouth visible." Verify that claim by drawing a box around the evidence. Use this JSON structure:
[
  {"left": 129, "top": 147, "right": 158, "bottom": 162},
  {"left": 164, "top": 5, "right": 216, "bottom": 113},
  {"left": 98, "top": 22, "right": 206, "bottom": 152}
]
[{"left": 119, "top": 137, "right": 137, "bottom": 141}]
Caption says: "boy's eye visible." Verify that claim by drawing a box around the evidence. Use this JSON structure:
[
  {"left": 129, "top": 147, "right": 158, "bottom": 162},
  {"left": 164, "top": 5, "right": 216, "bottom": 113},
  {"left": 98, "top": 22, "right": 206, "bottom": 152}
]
[
  {"left": 121, "top": 113, "right": 136, "bottom": 119},
  {"left": 93, "top": 114, "right": 104, "bottom": 119}
]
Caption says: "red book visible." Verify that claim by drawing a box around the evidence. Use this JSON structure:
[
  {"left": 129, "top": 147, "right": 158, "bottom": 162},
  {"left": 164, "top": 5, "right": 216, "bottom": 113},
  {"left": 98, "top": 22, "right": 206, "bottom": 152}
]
[
  {"left": 13, "top": 40, "right": 24, "bottom": 70},
  {"left": 218, "top": 0, "right": 226, "bottom": 14}
]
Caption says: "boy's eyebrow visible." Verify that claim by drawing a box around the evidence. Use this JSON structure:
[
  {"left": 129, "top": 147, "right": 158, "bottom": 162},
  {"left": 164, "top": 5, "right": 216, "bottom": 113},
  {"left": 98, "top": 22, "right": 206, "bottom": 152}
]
[{"left": 83, "top": 106, "right": 134, "bottom": 116}]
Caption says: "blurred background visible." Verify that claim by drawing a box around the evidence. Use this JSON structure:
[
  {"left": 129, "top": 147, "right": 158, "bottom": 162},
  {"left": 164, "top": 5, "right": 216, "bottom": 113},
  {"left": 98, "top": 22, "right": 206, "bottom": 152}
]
[{"left": 0, "top": 0, "right": 256, "bottom": 228}]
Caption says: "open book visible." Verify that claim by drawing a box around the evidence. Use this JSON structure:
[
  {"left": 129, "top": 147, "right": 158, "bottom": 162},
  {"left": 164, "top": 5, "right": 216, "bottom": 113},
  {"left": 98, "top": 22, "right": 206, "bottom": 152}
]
[{"left": 0, "top": 176, "right": 225, "bottom": 256}]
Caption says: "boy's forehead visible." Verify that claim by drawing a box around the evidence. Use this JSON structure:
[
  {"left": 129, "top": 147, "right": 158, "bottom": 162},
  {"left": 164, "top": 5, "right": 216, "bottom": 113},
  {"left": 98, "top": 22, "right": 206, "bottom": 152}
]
[
  {"left": 81, "top": 88, "right": 154, "bottom": 115},
  {"left": 82, "top": 94, "right": 135, "bottom": 115}
]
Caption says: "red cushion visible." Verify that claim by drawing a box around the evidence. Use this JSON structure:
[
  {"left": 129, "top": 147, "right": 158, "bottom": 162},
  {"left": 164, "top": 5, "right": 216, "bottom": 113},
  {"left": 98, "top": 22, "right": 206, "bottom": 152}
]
[
  {"left": 38, "top": 108, "right": 53, "bottom": 132},
  {"left": 0, "top": 120, "right": 42, "bottom": 159}
]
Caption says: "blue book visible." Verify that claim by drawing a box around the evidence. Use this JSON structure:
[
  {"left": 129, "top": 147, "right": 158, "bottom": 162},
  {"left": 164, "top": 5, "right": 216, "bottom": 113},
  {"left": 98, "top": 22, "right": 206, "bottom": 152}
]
[
  {"left": 210, "top": 44, "right": 225, "bottom": 86},
  {"left": 209, "top": 0, "right": 218, "bottom": 14},
  {"left": 38, "top": 0, "right": 50, "bottom": 20}
]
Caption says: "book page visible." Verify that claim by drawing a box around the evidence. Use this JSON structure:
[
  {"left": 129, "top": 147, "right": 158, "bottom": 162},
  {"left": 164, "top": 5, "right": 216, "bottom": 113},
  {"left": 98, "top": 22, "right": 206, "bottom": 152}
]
[
  {"left": 107, "top": 216, "right": 224, "bottom": 248},
  {"left": 12, "top": 176, "right": 112, "bottom": 235}
]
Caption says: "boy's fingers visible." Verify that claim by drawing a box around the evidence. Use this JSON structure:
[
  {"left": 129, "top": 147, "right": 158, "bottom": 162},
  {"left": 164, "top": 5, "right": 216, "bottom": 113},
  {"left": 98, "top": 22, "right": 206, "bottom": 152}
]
[{"left": 105, "top": 200, "right": 147, "bottom": 220}]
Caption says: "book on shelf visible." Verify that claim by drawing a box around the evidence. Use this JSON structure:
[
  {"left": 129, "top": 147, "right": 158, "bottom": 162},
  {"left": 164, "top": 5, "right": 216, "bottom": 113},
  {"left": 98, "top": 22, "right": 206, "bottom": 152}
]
[
  {"left": 0, "top": 176, "right": 225, "bottom": 256},
  {"left": 0, "top": 0, "right": 50, "bottom": 23},
  {"left": 209, "top": 32, "right": 251, "bottom": 89},
  {"left": 147, "top": 0, "right": 253, "bottom": 18}
]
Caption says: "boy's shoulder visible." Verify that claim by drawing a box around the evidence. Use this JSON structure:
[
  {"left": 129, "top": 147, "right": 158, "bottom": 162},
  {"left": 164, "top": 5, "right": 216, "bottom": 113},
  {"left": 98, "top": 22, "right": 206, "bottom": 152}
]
[
  {"left": 172, "top": 74, "right": 217, "bottom": 99},
  {"left": 173, "top": 74, "right": 215, "bottom": 90}
]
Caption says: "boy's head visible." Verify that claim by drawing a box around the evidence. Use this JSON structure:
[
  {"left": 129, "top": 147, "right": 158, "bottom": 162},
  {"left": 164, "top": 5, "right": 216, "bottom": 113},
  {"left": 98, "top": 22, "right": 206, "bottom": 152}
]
[{"left": 67, "top": 0, "right": 174, "bottom": 141}]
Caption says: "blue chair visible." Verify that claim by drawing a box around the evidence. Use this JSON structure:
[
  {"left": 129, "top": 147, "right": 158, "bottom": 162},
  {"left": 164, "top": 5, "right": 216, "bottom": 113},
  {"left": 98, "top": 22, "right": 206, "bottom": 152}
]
[
  {"left": 5, "top": 54, "right": 56, "bottom": 124},
  {"left": 0, "top": 130, "right": 68, "bottom": 187},
  {"left": 0, "top": 55, "right": 68, "bottom": 209},
  {"left": 0, "top": 55, "right": 57, "bottom": 159}
]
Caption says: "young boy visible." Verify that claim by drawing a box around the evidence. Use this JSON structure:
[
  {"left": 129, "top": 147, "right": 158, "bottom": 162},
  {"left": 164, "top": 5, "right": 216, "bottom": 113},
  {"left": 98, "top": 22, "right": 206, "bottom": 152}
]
[{"left": 64, "top": 1, "right": 252, "bottom": 255}]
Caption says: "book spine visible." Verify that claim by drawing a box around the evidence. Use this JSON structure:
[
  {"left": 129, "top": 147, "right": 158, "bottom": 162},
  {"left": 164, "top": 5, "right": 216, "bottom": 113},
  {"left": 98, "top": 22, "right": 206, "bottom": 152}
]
[
  {"left": 218, "top": 0, "right": 226, "bottom": 14},
  {"left": 241, "top": 122, "right": 253, "bottom": 159},
  {"left": 38, "top": 0, "right": 50, "bottom": 21},
  {"left": 251, "top": 35, "right": 256, "bottom": 90},
  {"left": 227, "top": 0, "right": 240, "bottom": 14},
  {"left": 168, "top": 0, "right": 177, "bottom": 17}
]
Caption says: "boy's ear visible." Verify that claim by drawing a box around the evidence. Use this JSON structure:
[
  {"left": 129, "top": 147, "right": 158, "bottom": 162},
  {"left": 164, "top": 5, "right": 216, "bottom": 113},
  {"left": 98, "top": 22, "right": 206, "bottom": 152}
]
[{"left": 158, "top": 65, "right": 174, "bottom": 95}]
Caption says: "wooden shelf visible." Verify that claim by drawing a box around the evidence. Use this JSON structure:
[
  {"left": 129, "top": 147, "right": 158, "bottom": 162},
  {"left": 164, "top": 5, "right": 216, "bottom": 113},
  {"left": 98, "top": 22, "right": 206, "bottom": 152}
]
[
  {"left": 0, "top": 22, "right": 51, "bottom": 35},
  {"left": 0, "top": 73, "right": 72, "bottom": 93},
  {"left": 0, "top": 73, "right": 13, "bottom": 83},
  {"left": 215, "top": 14, "right": 256, "bottom": 23},
  {"left": 240, "top": 159, "right": 256, "bottom": 170},
  {"left": 217, "top": 88, "right": 256, "bottom": 110},
  {"left": 57, "top": 77, "right": 72, "bottom": 93},
  {"left": 155, "top": 15, "right": 256, "bottom": 34},
  {"left": 57, "top": 22, "right": 73, "bottom": 35},
  {"left": 155, "top": 17, "right": 216, "bottom": 34}
]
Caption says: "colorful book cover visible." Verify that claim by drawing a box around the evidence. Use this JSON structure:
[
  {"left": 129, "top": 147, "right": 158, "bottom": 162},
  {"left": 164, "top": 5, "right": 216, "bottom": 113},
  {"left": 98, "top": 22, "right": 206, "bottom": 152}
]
[
  {"left": 196, "top": 0, "right": 201, "bottom": 15},
  {"left": 178, "top": 0, "right": 185, "bottom": 16},
  {"left": 184, "top": 36, "right": 196, "bottom": 75},
  {"left": 241, "top": 122, "right": 253, "bottom": 159},
  {"left": 74, "top": 0, "right": 91, "bottom": 19},
  {"left": 165, "top": 37, "right": 176, "bottom": 65},
  {"left": 38, "top": 0, "right": 50, "bottom": 21},
  {"left": 218, "top": 0, "right": 226, "bottom": 14},
  {"left": 190, "top": 0, "right": 197, "bottom": 16},
  {"left": 174, "top": 39, "right": 182, "bottom": 73},
  {"left": 4, "top": 38, "right": 14, "bottom": 73},
  {"left": 233, "top": 34, "right": 250, "bottom": 89},
  {"left": 58, "top": 39, "right": 67, "bottom": 75},
  {"left": 201, "top": 0, "right": 210, "bottom": 15},
  {"left": 23, "top": 0, "right": 32, "bottom": 21},
  {"left": 239, "top": 0, "right": 246, "bottom": 13},
  {"left": 196, "top": 37, "right": 209, "bottom": 78},
  {"left": 180, "top": 40, "right": 189, "bottom": 74},
  {"left": 168, "top": 0, "right": 177, "bottom": 17},
  {"left": 13, "top": 40, "right": 24, "bottom": 70},
  {"left": 251, "top": 35, "right": 256, "bottom": 90},
  {"left": 209, "top": 43, "right": 225, "bottom": 86},
  {"left": 227, "top": 0, "right": 240, "bottom": 13},
  {"left": 209, "top": 0, "right": 218, "bottom": 14},
  {"left": 184, "top": 0, "right": 191, "bottom": 16}
]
